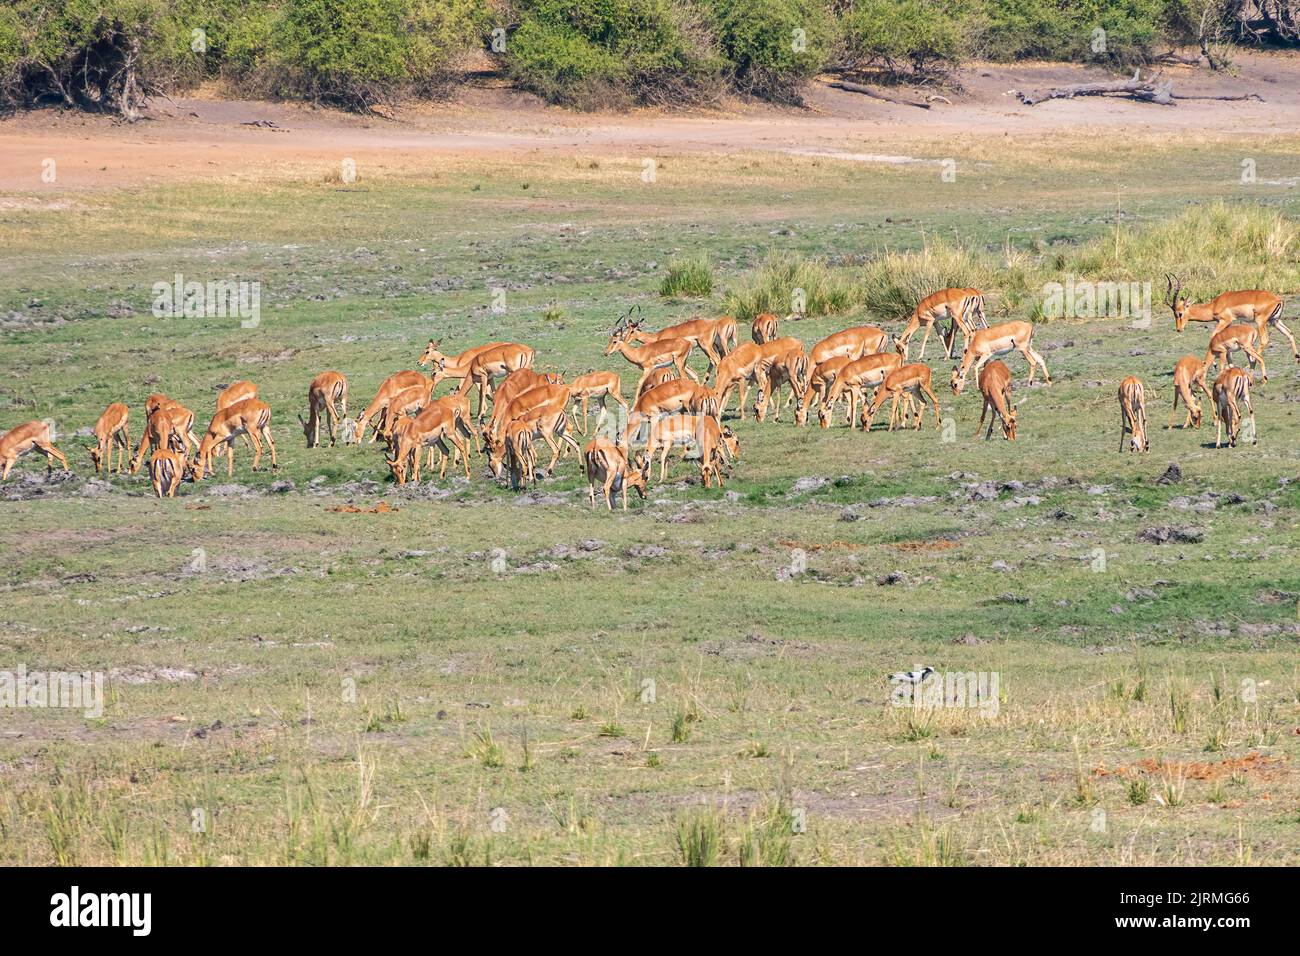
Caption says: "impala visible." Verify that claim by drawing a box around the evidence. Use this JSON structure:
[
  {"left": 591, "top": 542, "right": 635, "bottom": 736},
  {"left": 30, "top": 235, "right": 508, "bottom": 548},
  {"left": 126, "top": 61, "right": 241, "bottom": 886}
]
[
  {"left": 129, "top": 402, "right": 196, "bottom": 472},
  {"left": 583, "top": 436, "right": 647, "bottom": 510},
  {"left": 865, "top": 363, "right": 943, "bottom": 432},
  {"left": 387, "top": 402, "right": 471, "bottom": 484},
  {"left": 819, "top": 352, "right": 904, "bottom": 430},
  {"left": 809, "top": 325, "right": 891, "bottom": 367},
  {"left": 604, "top": 328, "right": 698, "bottom": 395},
  {"left": 190, "top": 398, "right": 277, "bottom": 479},
  {"left": 143, "top": 394, "right": 201, "bottom": 449},
  {"left": 456, "top": 343, "right": 537, "bottom": 419},
  {"left": 895, "top": 288, "right": 986, "bottom": 360},
  {"left": 640, "top": 413, "right": 739, "bottom": 488},
  {"left": 568, "top": 371, "right": 627, "bottom": 434},
  {"left": 418, "top": 339, "right": 508, "bottom": 378},
  {"left": 1117, "top": 376, "right": 1149, "bottom": 453},
  {"left": 1213, "top": 366, "right": 1256, "bottom": 448},
  {"left": 1168, "top": 275, "right": 1295, "bottom": 361},
  {"left": 1204, "top": 322, "right": 1267, "bottom": 382},
  {"left": 751, "top": 313, "right": 780, "bottom": 345},
  {"left": 0, "top": 420, "right": 69, "bottom": 480},
  {"left": 148, "top": 446, "right": 185, "bottom": 498},
  {"left": 754, "top": 345, "right": 809, "bottom": 423},
  {"left": 713, "top": 338, "right": 800, "bottom": 420},
  {"left": 300, "top": 371, "right": 349, "bottom": 448},
  {"left": 1167, "top": 356, "right": 1212, "bottom": 430},
  {"left": 625, "top": 315, "right": 732, "bottom": 369},
  {"left": 950, "top": 321, "right": 1050, "bottom": 394},
  {"left": 87, "top": 402, "right": 130, "bottom": 475},
  {"left": 356, "top": 371, "right": 431, "bottom": 443},
  {"left": 795, "top": 356, "right": 853, "bottom": 427},
  {"left": 976, "top": 360, "right": 1016, "bottom": 441},
  {"left": 379, "top": 383, "right": 432, "bottom": 443},
  {"left": 500, "top": 419, "right": 537, "bottom": 491}
]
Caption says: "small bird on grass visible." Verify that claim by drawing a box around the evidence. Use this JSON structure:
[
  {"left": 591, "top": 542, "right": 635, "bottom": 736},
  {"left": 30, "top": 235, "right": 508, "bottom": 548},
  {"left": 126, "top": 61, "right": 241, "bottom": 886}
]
[{"left": 889, "top": 666, "right": 936, "bottom": 685}]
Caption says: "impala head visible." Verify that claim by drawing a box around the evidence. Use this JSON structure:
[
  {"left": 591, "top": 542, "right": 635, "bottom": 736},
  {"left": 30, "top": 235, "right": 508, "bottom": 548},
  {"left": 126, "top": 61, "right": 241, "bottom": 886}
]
[
  {"left": 186, "top": 456, "right": 206, "bottom": 482},
  {"left": 1004, "top": 405, "right": 1018, "bottom": 441},
  {"left": 950, "top": 367, "right": 968, "bottom": 395},
  {"left": 817, "top": 401, "right": 832, "bottom": 429},
  {"left": 893, "top": 335, "right": 909, "bottom": 359},
  {"left": 1165, "top": 274, "right": 1190, "bottom": 330},
  {"left": 418, "top": 339, "right": 443, "bottom": 368},
  {"left": 486, "top": 438, "right": 508, "bottom": 480},
  {"left": 385, "top": 452, "right": 408, "bottom": 485},
  {"left": 84, "top": 443, "right": 104, "bottom": 472},
  {"left": 297, "top": 413, "right": 312, "bottom": 443},
  {"left": 625, "top": 453, "right": 649, "bottom": 498}
]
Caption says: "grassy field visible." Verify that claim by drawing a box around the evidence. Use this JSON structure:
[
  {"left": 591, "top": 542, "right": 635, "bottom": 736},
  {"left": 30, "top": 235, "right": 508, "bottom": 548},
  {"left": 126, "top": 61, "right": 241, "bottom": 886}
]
[{"left": 1, "top": 132, "right": 1298, "bottom": 865}]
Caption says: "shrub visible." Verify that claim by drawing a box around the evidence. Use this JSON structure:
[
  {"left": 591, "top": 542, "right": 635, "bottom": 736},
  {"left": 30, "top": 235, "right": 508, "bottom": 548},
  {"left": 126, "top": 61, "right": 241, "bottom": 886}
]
[
  {"left": 965, "top": 0, "right": 1175, "bottom": 64},
  {"left": 710, "top": 0, "right": 834, "bottom": 102},
  {"left": 0, "top": 0, "right": 197, "bottom": 120},
  {"left": 659, "top": 255, "right": 715, "bottom": 297},
  {"left": 503, "top": 0, "right": 725, "bottom": 109},
  {"left": 724, "top": 251, "right": 855, "bottom": 323},
  {"left": 260, "top": 0, "right": 486, "bottom": 109},
  {"left": 841, "top": 0, "right": 963, "bottom": 78}
]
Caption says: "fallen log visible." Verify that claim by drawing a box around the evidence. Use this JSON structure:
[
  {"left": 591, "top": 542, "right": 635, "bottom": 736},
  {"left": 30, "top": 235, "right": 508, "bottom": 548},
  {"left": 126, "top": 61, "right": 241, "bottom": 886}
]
[
  {"left": 826, "top": 80, "right": 932, "bottom": 110},
  {"left": 1013, "top": 72, "right": 1174, "bottom": 106}
]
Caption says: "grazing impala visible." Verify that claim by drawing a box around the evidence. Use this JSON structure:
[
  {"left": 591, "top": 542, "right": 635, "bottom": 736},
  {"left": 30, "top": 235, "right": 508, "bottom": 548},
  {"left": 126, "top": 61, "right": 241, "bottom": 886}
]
[
  {"left": 480, "top": 371, "right": 563, "bottom": 442},
  {"left": 640, "top": 413, "right": 739, "bottom": 488},
  {"left": 300, "top": 371, "right": 349, "bottom": 448},
  {"left": 356, "top": 371, "right": 431, "bottom": 443},
  {"left": 605, "top": 327, "right": 698, "bottom": 395},
  {"left": 1117, "top": 376, "right": 1149, "bottom": 453},
  {"left": 795, "top": 356, "right": 854, "bottom": 426},
  {"left": 712, "top": 338, "right": 800, "bottom": 420},
  {"left": 950, "top": 321, "right": 1051, "bottom": 394},
  {"left": 976, "top": 360, "right": 1016, "bottom": 441},
  {"left": 190, "top": 398, "right": 277, "bottom": 479},
  {"left": 87, "top": 402, "right": 130, "bottom": 475},
  {"left": 143, "top": 394, "right": 201, "bottom": 449},
  {"left": 129, "top": 402, "right": 196, "bottom": 472},
  {"left": 379, "top": 383, "right": 432, "bottom": 443},
  {"left": 0, "top": 420, "right": 69, "bottom": 480},
  {"left": 754, "top": 344, "right": 809, "bottom": 422},
  {"left": 1167, "top": 275, "right": 1295, "bottom": 361},
  {"left": 1213, "top": 367, "right": 1256, "bottom": 448},
  {"left": 819, "top": 352, "right": 904, "bottom": 430},
  {"left": 809, "top": 325, "right": 891, "bottom": 367},
  {"left": 387, "top": 403, "right": 471, "bottom": 484},
  {"left": 751, "top": 312, "right": 780, "bottom": 345},
  {"left": 1168, "top": 356, "right": 1212, "bottom": 430},
  {"left": 500, "top": 419, "right": 537, "bottom": 491},
  {"left": 1204, "top": 323, "right": 1267, "bottom": 382},
  {"left": 625, "top": 315, "right": 732, "bottom": 369},
  {"left": 568, "top": 371, "right": 628, "bottom": 434},
  {"left": 895, "top": 288, "right": 987, "bottom": 360},
  {"left": 584, "top": 437, "right": 647, "bottom": 510},
  {"left": 865, "top": 363, "right": 943, "bottom": 432},
  {"left": 148, "top": 446, "right": 185, "bottom": 498},
  {"left": 457, "top": 343, "right": 537, "bottom": 419}
]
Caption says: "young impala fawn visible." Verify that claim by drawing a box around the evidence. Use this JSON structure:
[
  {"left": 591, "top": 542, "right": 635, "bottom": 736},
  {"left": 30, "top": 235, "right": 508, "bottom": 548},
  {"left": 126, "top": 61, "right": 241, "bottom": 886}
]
[
  {"left": 976, "top": 360, "right": 1016, "bottom": 440},
  {"left": 865, "top": 363, "right": 943, "bottom": 432},
  {"left": 568, "top": 372, "right": 628, "bottom": 434},
  {"left": 583, "top": 436, "right": 647, "bottom": 510},
  {"left": 0, "top": 420, "right": 69, "bottom": 480},
  {"left": 1117, "top": 376, "right": 1149, "bottom": 453},
  {"left": 1204, "top": 323, "right": 1267, "bottom": 383},
  {"left": 87, "top": 402, "right": 130, "bottom": 475}
]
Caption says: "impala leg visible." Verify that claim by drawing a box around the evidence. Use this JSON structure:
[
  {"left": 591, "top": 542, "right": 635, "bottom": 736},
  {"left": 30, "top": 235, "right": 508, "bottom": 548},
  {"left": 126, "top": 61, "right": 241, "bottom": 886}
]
[
  {"left": 659, "top": 444, "right": 671, "bottom": 482},
  {"left": 1270, "top": 317, "right": 1298, "bottom": 361},
  {"left": 603, "top": 473, "right": 616, "bottom": 510}
]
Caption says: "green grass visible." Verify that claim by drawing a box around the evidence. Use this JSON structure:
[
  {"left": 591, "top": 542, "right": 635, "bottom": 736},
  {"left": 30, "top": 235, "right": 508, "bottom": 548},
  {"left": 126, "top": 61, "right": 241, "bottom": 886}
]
[{"left": 0, "top": 134, "right": 1298, "bottom": 865}]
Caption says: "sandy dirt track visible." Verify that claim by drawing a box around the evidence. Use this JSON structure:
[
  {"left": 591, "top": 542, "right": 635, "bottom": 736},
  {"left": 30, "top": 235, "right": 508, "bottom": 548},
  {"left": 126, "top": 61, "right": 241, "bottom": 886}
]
[{"left": 1, "top": 55, "right": 1298, "bottom": 191}]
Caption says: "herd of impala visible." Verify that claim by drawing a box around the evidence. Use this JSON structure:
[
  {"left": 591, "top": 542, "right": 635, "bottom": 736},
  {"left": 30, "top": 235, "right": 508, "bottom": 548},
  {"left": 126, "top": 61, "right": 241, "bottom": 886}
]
[{"left": 1, "top": 278, "right": 1292, "bottom": 504}]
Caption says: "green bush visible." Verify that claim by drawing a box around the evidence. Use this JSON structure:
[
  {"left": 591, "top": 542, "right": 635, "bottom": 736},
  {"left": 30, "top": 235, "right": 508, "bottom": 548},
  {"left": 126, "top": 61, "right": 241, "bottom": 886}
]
[
  {"left": 841, "top": 0, "right": 963, "bottom": 77},
  {"left": 964, "top": 0, "right": 1174, "bottom": 63},
  {"left": 262, "top": 0, "right": 486, "bottom": 109},
  {"left": 659, "top": 255, "right": 715, "bottom": 297},
  {"left": 710, "top": 0, "right": 834, "bottom": 102},
  {"left": 504, "top": 0, "right": 724, "bottom": 109},
  {"left": 0, "top": 0, "right": 196, "bottom": 119},
  {"left": 724, "top": 251, "right": 856, "bottom": 323}
]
